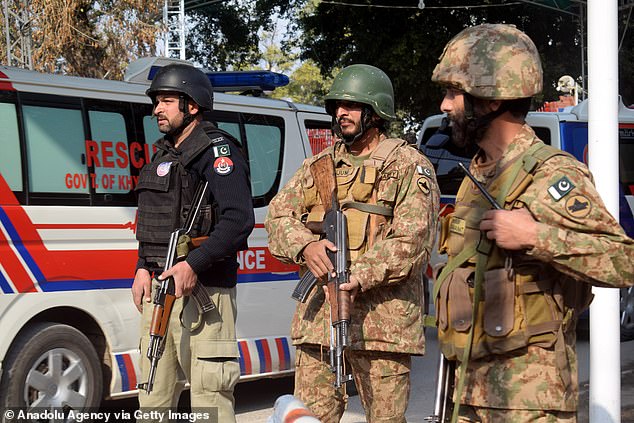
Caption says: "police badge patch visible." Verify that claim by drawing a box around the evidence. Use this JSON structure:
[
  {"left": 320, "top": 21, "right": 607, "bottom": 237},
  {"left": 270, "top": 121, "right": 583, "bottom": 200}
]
[
  {"left": 213, "top": 157, "right": 234, "bottom": 175},
  {"left": 156, "top": 161, "right": 172, "bottom": 177}
]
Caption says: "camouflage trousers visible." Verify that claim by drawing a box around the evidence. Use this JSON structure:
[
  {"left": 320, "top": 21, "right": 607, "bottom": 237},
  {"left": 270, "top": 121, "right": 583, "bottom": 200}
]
[
  {"left": 457, "top": 405, "right": 577, "bottom": 423},
  {"left": 137, "top": 280, "right": 240, "bottom": 423},
  {"left": 294, "top": 344, "right": 411, "bottom": 423}
]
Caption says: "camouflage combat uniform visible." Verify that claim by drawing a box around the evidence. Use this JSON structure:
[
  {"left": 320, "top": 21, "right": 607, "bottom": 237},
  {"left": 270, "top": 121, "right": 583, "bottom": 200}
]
[
  {"left": 265, "top": 138, "right": 440, "bottom": 422},
  {"left": 436, "top": 125, "right": 634, "bottom": 420}
]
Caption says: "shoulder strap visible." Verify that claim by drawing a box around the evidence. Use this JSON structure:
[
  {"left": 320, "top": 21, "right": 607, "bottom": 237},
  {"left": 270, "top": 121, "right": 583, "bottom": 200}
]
[{"left": 364, "top": 138, "right": 407, "bottom": 170}]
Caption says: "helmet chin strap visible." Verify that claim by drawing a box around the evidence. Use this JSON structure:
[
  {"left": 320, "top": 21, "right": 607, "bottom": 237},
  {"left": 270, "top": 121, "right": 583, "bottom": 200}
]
[
  {"left": 332, "top": 106, "right": 376, "bottom": 146},
  {"left": 463, "top": 93, "right": 508, "bottom": 144},
  {"left": 167, "top": 95, "right": 198, "bottom": 138}
]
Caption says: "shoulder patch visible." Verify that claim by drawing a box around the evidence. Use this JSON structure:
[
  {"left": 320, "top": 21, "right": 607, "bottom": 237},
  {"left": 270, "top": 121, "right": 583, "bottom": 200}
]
[
  {"left": 565, "top": 194, "right": 592, "bottom": 218},
  {"left": 213, "top": 157, "right": 234, "bottom": 175},
  {"left": 210, "top": 136, "right": 225, "bottom": 144},
  {"left": 417, "top": 176, "right": 431, "bottom": 195},
  {"left": 416, "top": 165, "right": 433, "bottom": 177},
  {"left": 213, "top": 144, "right": 231, "bottom": 158},
  {"left": 547, "top": 176, "right": 575, "bottom": 201}
]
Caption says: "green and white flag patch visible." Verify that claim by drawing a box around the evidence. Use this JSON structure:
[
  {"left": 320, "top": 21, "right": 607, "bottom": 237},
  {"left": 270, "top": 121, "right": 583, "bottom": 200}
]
[
  {"left": 548, "top": 176, "right": 575, "bottom": 201},
  {"left": 213, "top": 144, "right": 231, "bottom": 158}
]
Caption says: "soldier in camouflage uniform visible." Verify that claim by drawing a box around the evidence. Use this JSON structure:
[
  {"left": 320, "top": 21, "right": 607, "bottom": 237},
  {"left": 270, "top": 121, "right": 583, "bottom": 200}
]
[
  {"left": 265, "top": 64, "right": 440, "bottom": 422},
  {"left": 430, "top": 24, "right": 634, "bottom": 422}
]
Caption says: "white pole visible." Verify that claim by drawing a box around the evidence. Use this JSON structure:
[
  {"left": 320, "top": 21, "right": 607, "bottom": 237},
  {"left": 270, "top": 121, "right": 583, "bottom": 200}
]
[{"left": 588, "top": 0, "right": 621, "bottom": 422}]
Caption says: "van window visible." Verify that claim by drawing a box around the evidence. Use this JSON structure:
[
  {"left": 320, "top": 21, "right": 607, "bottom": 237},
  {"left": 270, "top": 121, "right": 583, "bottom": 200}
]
[
  {"left": 88, "top": 110, "right": 131, "bottom": 194},
  {"left": 23, "top": 105, "right": 87, "bottom": 194},
  {"left": 0, "top": 102, "right": 22, "bottom": 191},
  {"left": 244, "top": 117, "right": 283, "bottom": 200}
]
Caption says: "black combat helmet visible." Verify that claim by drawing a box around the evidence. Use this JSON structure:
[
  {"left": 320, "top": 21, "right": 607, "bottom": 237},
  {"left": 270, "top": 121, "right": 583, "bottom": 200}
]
[{"left": 146, "top": 63, "right": 214, "bottom": 111}]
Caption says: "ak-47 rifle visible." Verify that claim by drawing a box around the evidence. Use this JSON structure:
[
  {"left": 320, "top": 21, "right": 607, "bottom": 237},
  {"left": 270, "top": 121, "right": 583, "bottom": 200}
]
[
  {"left": 295, "top": 155, "right": 352, "bottom": 388},
  {"left": 425, "top": 354, "right": 455, "bottom": 422},
  {"left": 137, "top": 181, "right": 216, "bottom": 394}
]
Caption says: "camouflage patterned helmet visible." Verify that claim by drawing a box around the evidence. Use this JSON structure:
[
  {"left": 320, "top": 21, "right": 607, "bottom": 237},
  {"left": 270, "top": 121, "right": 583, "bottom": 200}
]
[
  {"left": 432, "top": 24, "right": 543, "bottom": 100},
  {"left": 325, "top": 64, "right": 396, "bottom": 121}
]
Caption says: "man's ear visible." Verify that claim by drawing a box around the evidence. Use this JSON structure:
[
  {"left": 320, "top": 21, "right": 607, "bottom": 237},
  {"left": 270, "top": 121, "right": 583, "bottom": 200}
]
[
  {"left": 188, "top": 100, "right": 200, "bottom": 115},
  {"left": 488, "top": 99, "right": 503, "bottom": 112}
]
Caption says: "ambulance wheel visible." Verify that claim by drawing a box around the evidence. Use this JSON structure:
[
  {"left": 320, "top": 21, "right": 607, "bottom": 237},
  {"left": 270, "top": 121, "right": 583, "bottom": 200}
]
[
  {"left": 621, "top": 287, "right": 634, "bottom": 341},
  {"left": 0, "top": 322, "right": 103, "bottom": 415}
]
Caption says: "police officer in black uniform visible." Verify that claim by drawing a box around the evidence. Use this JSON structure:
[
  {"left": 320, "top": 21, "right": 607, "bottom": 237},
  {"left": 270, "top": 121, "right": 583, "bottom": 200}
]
[{"left": 131, "top": 63, "right": 254, "bottom": 423}]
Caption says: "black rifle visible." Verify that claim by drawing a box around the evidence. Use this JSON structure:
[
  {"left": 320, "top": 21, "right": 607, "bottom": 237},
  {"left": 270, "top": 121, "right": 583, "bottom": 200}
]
[
  {"left": 137, "top": 181, "right": 215, "bottom": 394},
  {"left": 324, "top": 192, "right": 353, "bottom": 388},
  {"left": 457, "top": 162, "right": 502, "bottom": 210}
]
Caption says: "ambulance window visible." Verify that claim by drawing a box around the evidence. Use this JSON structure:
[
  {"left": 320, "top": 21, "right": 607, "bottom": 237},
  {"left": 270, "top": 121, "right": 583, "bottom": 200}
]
[
  {"left": 217, "top": 122, "right": 241, "bottom": 142},
  {"left": 243, "top": 114, "right": 284, "bottom": 206},
  {"left": 23, "top": 105, "right": 87, "bottom": 194},
  {"left": 88, "top": 111, "right": 130, "bottom": 194},
  {"left": 143, "top": 116, "right": 163, "bottom": 155},
  {"left": 532, "top": 126, "right": 552, "bottom": 145},
  {"left": 0, "top": 103, "right": 22, "bottom": 191}
]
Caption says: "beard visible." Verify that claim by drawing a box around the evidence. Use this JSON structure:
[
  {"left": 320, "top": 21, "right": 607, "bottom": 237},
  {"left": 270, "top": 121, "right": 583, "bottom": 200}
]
[{"left": 448, "top": 105, "right": 490, "bottom": 149}]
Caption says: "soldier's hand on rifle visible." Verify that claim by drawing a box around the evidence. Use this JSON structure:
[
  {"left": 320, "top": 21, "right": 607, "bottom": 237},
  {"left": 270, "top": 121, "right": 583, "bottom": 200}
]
[
  {"left": 132, "top": 268, "right": 152, "bottom": 313},
  {"left": 339, "top": 275, "right": 361, "bottom": 303},
  {"left": 480, "top": 208, "right": 537, "bottom": 250},
  {"left": 159, "top": 261, "right": 198, "bottom": 298},
  {"left": 302, "top": 240, "right": 337, "bottom": 280}
]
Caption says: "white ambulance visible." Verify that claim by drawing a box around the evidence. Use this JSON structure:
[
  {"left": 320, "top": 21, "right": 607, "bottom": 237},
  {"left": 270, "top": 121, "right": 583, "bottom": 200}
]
[{"left": 0, "top": 58, "right": 333, "bottom": 412}]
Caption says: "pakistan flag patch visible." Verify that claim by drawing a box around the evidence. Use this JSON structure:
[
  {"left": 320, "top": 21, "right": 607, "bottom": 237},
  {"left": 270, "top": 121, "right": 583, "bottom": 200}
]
[{"left": 548, "top": 176, "right": 575, "bottom": 201}]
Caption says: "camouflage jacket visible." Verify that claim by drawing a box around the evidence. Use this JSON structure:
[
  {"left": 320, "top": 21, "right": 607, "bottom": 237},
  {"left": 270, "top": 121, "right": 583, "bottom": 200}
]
[
  {"left": 457, "top": 124, "right": 634, "bottom": 411},
  {"left": 265, "top": 139, "right": 440, "bottom": 354}
]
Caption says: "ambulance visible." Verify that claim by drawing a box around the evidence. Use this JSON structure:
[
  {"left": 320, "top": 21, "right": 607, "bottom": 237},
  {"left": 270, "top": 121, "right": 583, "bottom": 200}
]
[
  {"left": 417, "top": 97, "right": 634, "bottom": 339},
  {"left": 0, "top": 58, "right": 333, "bottom": 412}
]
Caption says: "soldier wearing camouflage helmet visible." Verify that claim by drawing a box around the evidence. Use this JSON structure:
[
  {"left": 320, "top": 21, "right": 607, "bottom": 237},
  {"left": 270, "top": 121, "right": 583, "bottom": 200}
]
[
  {"left": 431, "top": 24, "right": 634, "bottom": 422},
  {"left": 132, "top": 63, "right": 254, "bottom": 422},
  {"left": 265, "top": 64, "right": 439, "bottom": 422}
]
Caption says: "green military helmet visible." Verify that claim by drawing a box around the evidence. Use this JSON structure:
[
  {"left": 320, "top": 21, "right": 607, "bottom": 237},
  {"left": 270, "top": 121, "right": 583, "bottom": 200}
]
[
  {"left": 432, "top": 24, "right": 543, "bottom": 100},
  {"left": 325, "top": 64, "right": 396, "bottom": 121}
]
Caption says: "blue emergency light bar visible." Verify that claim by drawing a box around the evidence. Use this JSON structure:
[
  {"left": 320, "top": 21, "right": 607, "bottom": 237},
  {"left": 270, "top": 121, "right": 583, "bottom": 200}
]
[{"left": 147, "top": 65, "right": 289, "bottom": 92}]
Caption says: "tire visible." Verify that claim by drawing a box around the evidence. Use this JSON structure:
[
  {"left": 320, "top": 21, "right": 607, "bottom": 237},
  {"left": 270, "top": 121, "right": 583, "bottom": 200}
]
[
  {"left": 0, "top": 322, "right": 103, "bottom": 417},
  {"left": 621, "top": 287, "right": 634, "bottom": 341}
]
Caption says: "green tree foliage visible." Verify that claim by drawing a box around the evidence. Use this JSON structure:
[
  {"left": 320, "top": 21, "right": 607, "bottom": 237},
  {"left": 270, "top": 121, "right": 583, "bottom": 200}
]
[
  {"left": 296, "top": 0, "right": 634, "bottom": 119},
  {"left": 271, "top": 60, "right": 335, "bottom": 105},
  {"left": 186, "top": 0, "right": 300, "bottom": 70}
]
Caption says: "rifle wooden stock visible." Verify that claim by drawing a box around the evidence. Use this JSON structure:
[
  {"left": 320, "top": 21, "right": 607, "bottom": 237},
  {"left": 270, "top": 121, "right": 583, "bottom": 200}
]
[{"left": 149, "top": 293, "right": 176, "bottom": 337}]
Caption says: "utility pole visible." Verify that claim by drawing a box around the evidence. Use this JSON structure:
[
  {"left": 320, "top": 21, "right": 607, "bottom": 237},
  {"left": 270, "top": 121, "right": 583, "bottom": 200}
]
[{"left": 2, "top": 0, "right": 32, "bottom": 69}]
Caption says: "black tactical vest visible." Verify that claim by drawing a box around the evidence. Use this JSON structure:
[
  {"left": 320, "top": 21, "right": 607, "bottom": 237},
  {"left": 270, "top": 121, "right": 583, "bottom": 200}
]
[{"left": 135, "top": 124, "right": 237, "bottom": 262}]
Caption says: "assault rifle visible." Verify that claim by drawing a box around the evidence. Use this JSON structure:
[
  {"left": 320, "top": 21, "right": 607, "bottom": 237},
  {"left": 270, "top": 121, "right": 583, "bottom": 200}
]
[
  {"left": 292, "top": 155, "right": 352, "bottom": 388},
  {"left": 425, "top": 354, "right": 455, "bottom": 422},
  {"left": 457, "top": 162, "right": 502, "bottom": 210},
  {"left": 137, "top": 181, "right": 216, "bottom": 394}
]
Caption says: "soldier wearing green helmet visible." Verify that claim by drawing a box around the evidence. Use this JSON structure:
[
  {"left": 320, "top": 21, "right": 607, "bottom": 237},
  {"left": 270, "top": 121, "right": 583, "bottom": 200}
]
[
  {"left": 430, "top": 24, "right": 634, "bottom": 422},
  {"left": 265, "top": 65, "right": 440, "bottom": 422}
]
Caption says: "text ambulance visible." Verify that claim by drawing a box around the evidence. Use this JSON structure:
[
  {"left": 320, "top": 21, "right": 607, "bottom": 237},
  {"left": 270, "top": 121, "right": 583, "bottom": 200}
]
[{"left": 0, "top": 57, "right": 333, "bottom": 412}]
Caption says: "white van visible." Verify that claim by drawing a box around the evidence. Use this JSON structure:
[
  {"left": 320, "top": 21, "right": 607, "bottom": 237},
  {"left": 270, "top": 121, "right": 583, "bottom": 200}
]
[
  {"left": 0, "top": 58, "right": 333, "bottom": 412},
  {"left": 417, "top": 98, "right": 634, "bottom": 338}
]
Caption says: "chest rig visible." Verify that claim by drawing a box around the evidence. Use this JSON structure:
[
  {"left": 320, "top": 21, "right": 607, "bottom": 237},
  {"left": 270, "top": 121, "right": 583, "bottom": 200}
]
[
  {"left": 135, "top": 126, "right": 235, "bottom": 261},
  {"left": 434, "top": 141, "right": 593, "bottom": 374},
  {"left": 303, "top": 139, "right": 406, "bottom": 261}
]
